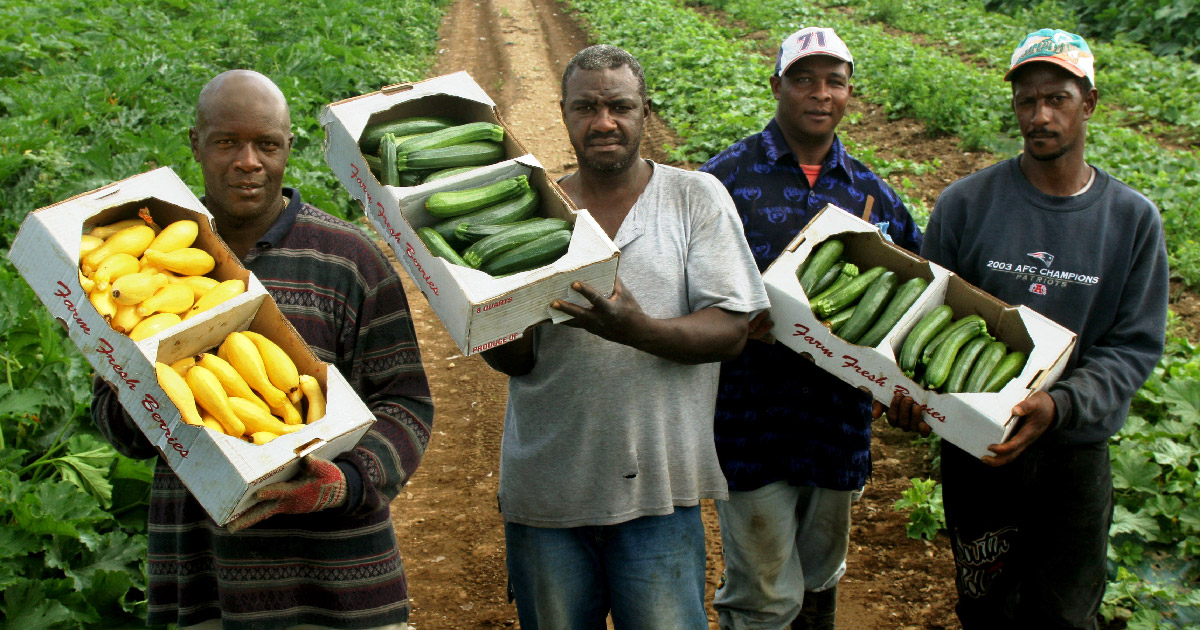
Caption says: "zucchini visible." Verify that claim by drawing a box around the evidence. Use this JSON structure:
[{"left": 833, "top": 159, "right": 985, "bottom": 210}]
[
  {"left": 810, "top": 263, "right": 859, "bottom": 305},
  {"left": 798, "top": 239, "right": 844, "bottom": 295},
  {"left": 836, "top": 270, "right": 898, "bottom": 343},
  {"left": 428, "top": 189, "right": 540, "bottom": 242},
  {"left": 359, "top": 116, "right": 458, "bottom": 155},
  {"left": 423, "top": 166, "right": 481, "bottom": 184},
  {"left": 365, "top": 155, "right": 381, "bottom": 178},
  {"left": 964, "top": 341, "right": 1008, "bottom": 393},
  {"left": 923, "top": 318, "right": 989, "bottom": 391},
  {"left": 944, "top": 334, "right": 991, "bottom": 393},
  {"left": 462, "top": 220, "right": 571, "bottom": 268},
  {"left": 824, "top": 305, "right": 856, "bottom": 332},
  {"left": 426, "top": 175, "right": 530, "bottom": 218},
  {"left": 380, "top": 134, "right": 399, "bottom": 187},
  {"left": 812, "top": 265, "right": 887, "bottom": 319},
  {"left": 855, "top": 277, "right": 929, "bottom": 348},
  {"left": 983, "top": 351, "right": 1028, "bottom": 393},
  {"left": 416, "top": 227, "right": 469, "bottom": 267},
  {"left": 396, "top": 141, "right": 506, "bottom": 171},
  {"left": 481, "top": 229, "right": 573, "bottom": 276},
  {"left": 898, "top": 304, "right": 954, "bottom": 377},
  {"left": 395, "top": 122, "right": 504, "bottom": 156},
  {"left": 397, "top": 169, "right": 430, "bottom": 187},
  {"left": 456, "top": 217, "right": 568, "bottom": 243},
  {"left": 811, "top": 261, "right": 847, "bottom": 297},
  {"left": 921, "top": 315, "right": 987, "bottom": 367}
]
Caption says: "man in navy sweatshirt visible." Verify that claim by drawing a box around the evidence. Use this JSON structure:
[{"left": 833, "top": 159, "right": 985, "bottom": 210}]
[{"left": 879, "top": 29, "right": 1169, "bottom": 629}]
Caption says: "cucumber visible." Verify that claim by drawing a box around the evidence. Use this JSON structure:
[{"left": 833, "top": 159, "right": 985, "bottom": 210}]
[
  {"left": 426, "top": 175, "right": 530, "bottom": 218},
  {"left": 359, "top": 116, "right": 458, "bottom": 155},
  {"left": 397, "top": 169, "right": 429, "bottom": 187},
  {"left": 456, "top": 217, "right": 569, "bottom": 243},
  {"left": 481, "top": 229, "right": 573, "bottom": 276},
  {"left": 395, "top": 141, "right": 506, "bottom": 171},
  {"left": 810, "top": 263, "right": 859, "bottom": 305},
  {"left": 811, "top": 261, "right": 848, "bottom": 297},
  {"left": 824, "top": 305, "right": 856, "bottom": 332},
  {"left": 983, "top": 351, "right": 1029, "bottom": 393},
  {"left": 835, "top": 270, "right": 898, "bottom": 343},
  {"left": 855, "top": 277, "right": 929, "bottom": 349},
  {"left": 429, "top": 189, "right": 540, "bottom": 242},
  {"left": 898, "top": 304, "right": 954, "bottom": 377},
  {"left": 921, "top": 315, "right": 987, "bottom": 367},
  {"left": 812, "top": 265, "right": 887, "bottom": 319},
  {"left": 798, "top": 238, "right": 844, "bottom": 295},
  {"left": 423, "top": 166, "right": 481, "bottom": 184},
  {"left": 380, "top": 134, "right": 399, "bottom": 187},
  {"left": 394, "top": 122, "right": 504, "bottom": 156},
  {"left": 416, "top": 227, "right": 469, "bottom": 267},
  {"left": 944, "top": 334, "right": 991, "bottom": 393},
  {"left": 923, "top": 318, "right": 989, "bottom": 391},
  {"left": 462, "top": 220, "right": 572, "bottom": 268},
  {"left": 964, "top": 341, "right": 1009, "bottom": 393}
]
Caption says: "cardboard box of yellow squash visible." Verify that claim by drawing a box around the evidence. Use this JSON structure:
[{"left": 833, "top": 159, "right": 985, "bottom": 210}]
[{"left": 9, "top": 167, "right": 375, "bottom": 526}]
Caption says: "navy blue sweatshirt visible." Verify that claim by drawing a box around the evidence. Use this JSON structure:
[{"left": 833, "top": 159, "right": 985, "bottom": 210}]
[{"left": 923, "top": 157, "right": 1168, "bottom": 445}]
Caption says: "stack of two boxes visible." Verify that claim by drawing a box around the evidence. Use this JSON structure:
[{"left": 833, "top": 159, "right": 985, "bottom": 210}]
[
  {"left": 763, "top": 206, "right": 1078, "bottom": 458},
  {"left": 10, "top": 168, "right": 375, "bottom": 525}
]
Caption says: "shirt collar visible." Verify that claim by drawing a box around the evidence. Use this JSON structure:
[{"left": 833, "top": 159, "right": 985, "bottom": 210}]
[
  {"left": 762, "top": 119, "right": 855, "bottom": 185},
  {"left": 256, "top": 187, "right": 302, "bottom": 250}
]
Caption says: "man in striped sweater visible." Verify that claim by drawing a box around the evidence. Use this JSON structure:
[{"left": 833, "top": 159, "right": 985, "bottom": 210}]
[{"left": 91, "top": 69, "right": 433, "bottom": 630}]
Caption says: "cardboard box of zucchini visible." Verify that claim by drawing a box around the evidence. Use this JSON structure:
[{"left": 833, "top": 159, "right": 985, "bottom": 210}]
[
  {"left": 762, "top": 206, "right": 1077, "bottom": 459},
  {"left": 320, "top": 71, "right": 620, "bottom": 355}
]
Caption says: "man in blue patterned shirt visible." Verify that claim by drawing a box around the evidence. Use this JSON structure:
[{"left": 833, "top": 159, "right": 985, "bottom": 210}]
[{"left": 700, "top": 26, "right": 922, "bottom": 630}]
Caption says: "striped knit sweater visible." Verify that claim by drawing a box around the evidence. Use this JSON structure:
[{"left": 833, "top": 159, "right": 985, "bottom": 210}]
[{"left": 92, "top": 189, "right": 434, "bottom": 630}]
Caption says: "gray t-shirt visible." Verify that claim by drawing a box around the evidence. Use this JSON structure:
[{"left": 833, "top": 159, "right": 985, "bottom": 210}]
[{"left": 498, "top": 162, "right": 771, "bottom": 528}]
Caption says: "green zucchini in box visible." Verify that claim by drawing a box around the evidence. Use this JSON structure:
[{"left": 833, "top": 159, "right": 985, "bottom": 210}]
[
  {"left": 890, "top": 307, "right": 1028, "bottom": 394},
  {"left": 359, "top": 115, "right": 458, "bottom": 155},
  {"left": 428, "top": 188, "right": 540, "bottom": 243},
  {"left": 426, "top": 175, "right": 530, "bottom": 218}
]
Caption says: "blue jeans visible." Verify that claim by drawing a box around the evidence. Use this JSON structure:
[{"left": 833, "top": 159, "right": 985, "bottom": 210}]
[{"left": 504, "top": 506, "right": 709, "bottom": 630}]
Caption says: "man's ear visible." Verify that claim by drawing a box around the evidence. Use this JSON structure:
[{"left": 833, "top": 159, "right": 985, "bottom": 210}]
[
  {"left": 188, "top": 127, "right": 200, "bottom": 160},
  {"left": 769, "top": 74, "right": 782, "bottom": 101},
  {"left": 1082, "top": 87, "right": 1098, "bottom": 121}
]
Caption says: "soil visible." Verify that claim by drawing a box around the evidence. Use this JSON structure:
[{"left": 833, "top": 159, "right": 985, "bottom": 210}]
[{"left": 375, "top": 1, "right": 1189, "bottom": 628}]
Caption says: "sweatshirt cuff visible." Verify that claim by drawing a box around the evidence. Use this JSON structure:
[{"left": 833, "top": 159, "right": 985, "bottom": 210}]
[
  {"left": 1047, "top": 387, "right": 1072, "bottom": 433},
  {"left": 334, "top": 461, "right": 364, "bottom": 515}
]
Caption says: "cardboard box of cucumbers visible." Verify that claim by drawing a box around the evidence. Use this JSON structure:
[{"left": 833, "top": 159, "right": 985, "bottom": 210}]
[
  {"left": 762, "top": 205, "right": 1077, "bottom": 458},
  {"left": 320, "top": 72, "right": 620, "bottom": 356}
]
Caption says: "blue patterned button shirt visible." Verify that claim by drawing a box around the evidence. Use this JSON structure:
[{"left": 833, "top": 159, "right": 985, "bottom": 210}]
[{"left": 700, "top": 119, "right": 923, "bottom": 491}]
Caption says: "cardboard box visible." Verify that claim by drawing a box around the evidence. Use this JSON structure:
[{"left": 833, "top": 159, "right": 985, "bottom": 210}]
[
  {"left": 9, "top": 167, "right": 376, "bottom": 524},
  {"left": 321, "top": 71, "right": 621, "bottom": 355},
  {"left": 763, "top": 205, "right": 1077, "bottom": 458}
]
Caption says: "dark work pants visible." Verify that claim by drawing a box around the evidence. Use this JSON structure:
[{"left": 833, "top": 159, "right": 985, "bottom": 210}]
[{"left": 941, "top": 440, "right": 1113, "bottom": 630}]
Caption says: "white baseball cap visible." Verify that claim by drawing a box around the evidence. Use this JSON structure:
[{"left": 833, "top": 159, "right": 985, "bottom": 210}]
[{"left": 775, "top": 27, "right": 854, "bottom": 77}]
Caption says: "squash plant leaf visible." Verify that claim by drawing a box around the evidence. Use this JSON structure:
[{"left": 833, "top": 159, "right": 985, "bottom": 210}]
[
  {"left": 1111, "top": 448, "right": 1160, "bottom": 491},
  {"left": 0, "top": 579, "right": 75, "bottom": 630},
  {"left": 48, "top": 434, "right": 117, "bottom": 508},
  {"left": 1161, "top": 379, "right": 1200, "bottom": 426},
  {"left": 1111, "top": 504, "right": 1163, "bottom": 539}
]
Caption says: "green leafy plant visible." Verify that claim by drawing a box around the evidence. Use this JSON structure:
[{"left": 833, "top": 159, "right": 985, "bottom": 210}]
[
  {"left": 893, "top": 477, "right": 945, "bottom": 540},
  {"left": 0, "top": 257, "right": 158, "bottom": 628}
]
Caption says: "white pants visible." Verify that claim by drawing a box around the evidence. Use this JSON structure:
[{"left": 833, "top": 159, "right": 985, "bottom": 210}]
[
  {"left": 713, "top": 481, "right": 853, "bottom": 630},
  {"left": 182, "top": 621, "right": 408, "bottom": 630}
]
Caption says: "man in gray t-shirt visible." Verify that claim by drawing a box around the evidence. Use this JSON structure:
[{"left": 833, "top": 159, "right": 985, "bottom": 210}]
[{"left": 482, "top": 45, "right": 769, "bottom": 628}]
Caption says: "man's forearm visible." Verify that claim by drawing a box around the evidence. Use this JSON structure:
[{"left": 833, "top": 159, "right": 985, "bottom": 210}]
[{"left": 628, "top": 307, "right": 749, "bottom": 365}]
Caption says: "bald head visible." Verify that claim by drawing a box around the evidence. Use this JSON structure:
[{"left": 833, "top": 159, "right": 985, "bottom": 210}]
[{"left": 194, "top": 69, "right": 291, "bottom": 134}]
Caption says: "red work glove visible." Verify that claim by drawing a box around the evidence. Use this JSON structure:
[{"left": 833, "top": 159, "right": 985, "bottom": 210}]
[{"left": 226, "top": 455, "right": 347, "bottom": 532}]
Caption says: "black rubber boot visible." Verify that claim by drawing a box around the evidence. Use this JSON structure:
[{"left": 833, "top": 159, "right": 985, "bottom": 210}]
[{"left": 790, "top": 587, "right": 837, "bottom": 630}]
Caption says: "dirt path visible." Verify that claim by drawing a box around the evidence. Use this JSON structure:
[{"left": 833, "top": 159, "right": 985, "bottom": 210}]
[{"left": 385, "top": 1, "right": 978, "bottom": 628}]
